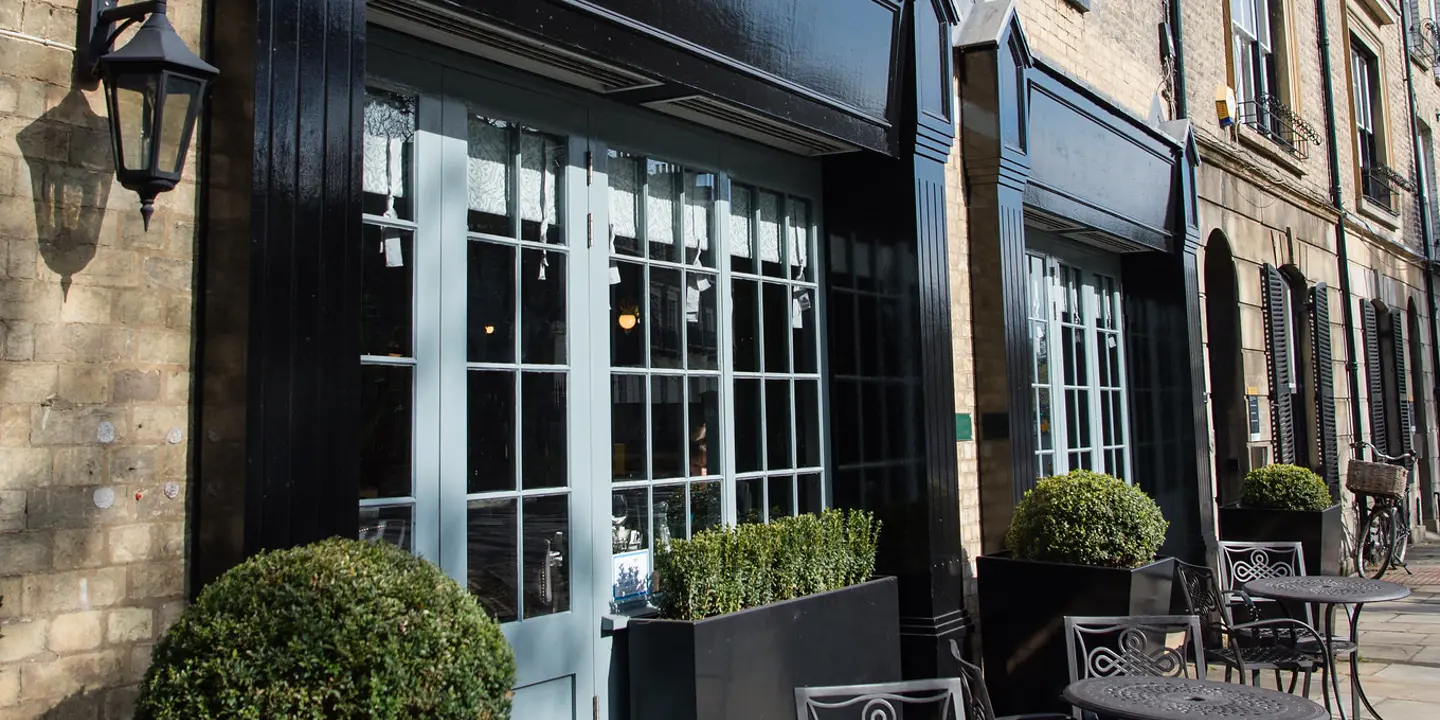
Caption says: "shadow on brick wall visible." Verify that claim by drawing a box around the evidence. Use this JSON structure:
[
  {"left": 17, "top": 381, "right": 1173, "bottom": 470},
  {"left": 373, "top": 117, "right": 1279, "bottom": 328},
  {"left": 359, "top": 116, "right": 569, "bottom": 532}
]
[
  {"left": 31, "top": 684, "right": 138, "bottom": 720},
  {"left": 14, "top": 4, "right": 111, "bottom": 300},
  {"left": 15, "top": 89, "right": 111, "bottom": 301}
]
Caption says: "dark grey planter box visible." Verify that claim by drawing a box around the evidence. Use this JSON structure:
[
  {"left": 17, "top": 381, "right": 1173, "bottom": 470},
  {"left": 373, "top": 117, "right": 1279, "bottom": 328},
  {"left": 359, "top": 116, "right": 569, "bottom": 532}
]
[
  {"left": 1217, "top": 503, "right": 1344, "bottom": 577},
  {"left": 976, "top": 553, "right": 1175, "bottom": 716},
  {"left": 627, "top": 577, "right": 900, "bottom": 720}
]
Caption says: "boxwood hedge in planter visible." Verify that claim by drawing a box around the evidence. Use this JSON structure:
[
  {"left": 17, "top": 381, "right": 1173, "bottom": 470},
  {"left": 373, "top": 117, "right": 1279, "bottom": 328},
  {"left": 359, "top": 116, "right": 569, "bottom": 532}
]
[
  {"left": 653, "top": 508, "right": 881, "bottom": 620},
  {"left": 1219, "top": 464, "right": 1343, "bottom": 576},
  {"left": 630, "top": 509, "right": 897, "bottom": 720},
  {"left": 980, "top": 469, "right": 1173, "bottom": 715},
  {"left": 1005, "top": 468, "right": 1169, "bottom": 567},
  {"left": 1240, "top": 464, "right": 1333, "bottom": 512},
  {"left": 136, "top": 538, "right": 515, "bottom": 720}
]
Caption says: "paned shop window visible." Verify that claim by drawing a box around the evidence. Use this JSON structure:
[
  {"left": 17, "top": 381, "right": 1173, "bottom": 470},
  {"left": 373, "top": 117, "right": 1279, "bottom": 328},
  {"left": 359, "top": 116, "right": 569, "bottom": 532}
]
[
  {"left": 607, "top": 154, "right": 825, "bottom": 611},
  {"left": 1028, "top": 251, "right": 1132, "bottom": 481}
]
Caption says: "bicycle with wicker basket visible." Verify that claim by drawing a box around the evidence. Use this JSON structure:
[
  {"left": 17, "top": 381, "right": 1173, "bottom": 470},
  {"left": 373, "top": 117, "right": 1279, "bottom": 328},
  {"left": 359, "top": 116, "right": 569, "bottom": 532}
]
[{"left": 1347, "top": 440, "right": 1415, "bottom": 579}]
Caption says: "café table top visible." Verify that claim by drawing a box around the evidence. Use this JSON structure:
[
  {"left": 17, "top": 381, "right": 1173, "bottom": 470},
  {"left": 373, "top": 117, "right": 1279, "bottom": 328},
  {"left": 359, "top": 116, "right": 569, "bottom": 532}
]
[
  {"left": 1243, "top": 575, "right": 1411, "bottom": 604},
  {"left": 1063, "top": 676, "right": 1328, "bottom": 720}
]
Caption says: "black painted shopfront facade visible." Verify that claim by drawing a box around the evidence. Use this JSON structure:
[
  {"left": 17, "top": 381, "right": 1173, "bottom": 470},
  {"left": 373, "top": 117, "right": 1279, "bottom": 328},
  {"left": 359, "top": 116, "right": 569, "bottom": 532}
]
[
  {"left": 191, "top": 0, "right": 970, "bottom": 717},
  {"left": 957, "top": 5, "right": 1213, "bottom": 563}
]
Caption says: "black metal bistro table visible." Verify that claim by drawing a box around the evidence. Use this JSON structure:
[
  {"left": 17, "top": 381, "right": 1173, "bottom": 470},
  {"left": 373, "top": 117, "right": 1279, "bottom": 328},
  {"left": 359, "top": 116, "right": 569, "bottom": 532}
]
[
  {"left": 1063, "top": 677, "right": 1328, "bottom": 720},
  {"left": 1244, "top": 575, "right": 1411, "bottom": 720}
]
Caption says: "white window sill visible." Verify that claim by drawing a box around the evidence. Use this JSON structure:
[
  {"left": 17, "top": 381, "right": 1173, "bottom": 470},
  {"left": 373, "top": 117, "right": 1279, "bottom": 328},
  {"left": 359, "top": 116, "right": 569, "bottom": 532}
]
[
  {"left": 1237, "top": 124, "right": 1307, "bottom": 177},
  {"left": 1355, "top": 0, "right": 1399, "bottom": 26},
  {"left": 1357, "top": 194, "right": 1401, "bottom": 229}
]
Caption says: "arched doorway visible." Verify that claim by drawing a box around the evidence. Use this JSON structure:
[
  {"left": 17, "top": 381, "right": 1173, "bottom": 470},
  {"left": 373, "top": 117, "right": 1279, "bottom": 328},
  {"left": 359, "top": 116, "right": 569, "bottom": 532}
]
[
  {"left": 1204, "top": 232, "right": 1245, "bottom": 505},
  {"left": 1408, "top": 299, "right": 1436, "bottom": 532}
]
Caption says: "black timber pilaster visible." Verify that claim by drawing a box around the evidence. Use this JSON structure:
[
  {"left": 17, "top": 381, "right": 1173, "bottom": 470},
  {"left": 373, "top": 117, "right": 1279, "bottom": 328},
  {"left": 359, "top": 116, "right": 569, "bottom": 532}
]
[
  {"left": 245, "top": 0, "right": 366, "bottom": 552},
  {"left": 894, "top": 0, "right": 969, "bottom": 681},
  {"left": 1172, "top": 126, "right": 1216, "bottom": 561}
]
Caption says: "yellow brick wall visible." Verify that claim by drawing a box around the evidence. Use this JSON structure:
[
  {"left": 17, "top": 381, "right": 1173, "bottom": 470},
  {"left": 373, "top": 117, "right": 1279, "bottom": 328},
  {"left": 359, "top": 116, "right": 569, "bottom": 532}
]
[
  {"left": 1018, "top": 0, "right": 1172, "bottom": 121},
  {"left": 0, "top": 1, "right": 204, "bottom": 717}
]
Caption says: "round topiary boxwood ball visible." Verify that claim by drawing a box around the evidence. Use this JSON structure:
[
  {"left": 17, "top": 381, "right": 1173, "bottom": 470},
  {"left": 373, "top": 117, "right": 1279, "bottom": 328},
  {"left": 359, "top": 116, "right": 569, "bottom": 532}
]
[
  {"left": 1005, "top": 469, "right": 1169, "bottom": 569},
  {"left": 1241, "top": 463, "right": 1334, "bottom": 512},
  {"left": 136, "top": 538, "right": 515, "bottom": 720}
]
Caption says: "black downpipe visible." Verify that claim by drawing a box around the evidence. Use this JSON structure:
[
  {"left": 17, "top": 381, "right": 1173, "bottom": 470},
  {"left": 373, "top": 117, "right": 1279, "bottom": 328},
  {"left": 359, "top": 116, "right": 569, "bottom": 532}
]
[
  {"left": 1399, "top": 3, "right": 1440, "bottom": 498},
  {"left": 1169, "top": 0, "right": 1187, "bottom": 118},
  {"left": 1316, "top": 0, "right": 1368, "bottom": 454}
]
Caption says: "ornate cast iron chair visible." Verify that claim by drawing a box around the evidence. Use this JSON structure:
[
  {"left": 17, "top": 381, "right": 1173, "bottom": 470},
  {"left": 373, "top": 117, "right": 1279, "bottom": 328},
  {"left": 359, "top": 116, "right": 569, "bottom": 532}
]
[
  {"left": 950, "top": 640, "right": 1072, "bottom": 720},
  {"left": 1174, "top": 560, "right": 1339, "bottom": 701},
  {"left": 794, "top": 678, "right": 966, "bottom": 720},
  {"left": 1218, "top": 541, "right": 1308, "bottom": 622},
  {"left": 1062, "top": 616, "right": 1205, "bottom": 719},
  {"left": 794, "top": 642, "right": 1074, "bottom": 720},
  {"left": 1063, "top": 615, "right": 1207, "bottom": 682},
  {"left": 1217, "top": 541, "right": 1358, "bottom": 669}
]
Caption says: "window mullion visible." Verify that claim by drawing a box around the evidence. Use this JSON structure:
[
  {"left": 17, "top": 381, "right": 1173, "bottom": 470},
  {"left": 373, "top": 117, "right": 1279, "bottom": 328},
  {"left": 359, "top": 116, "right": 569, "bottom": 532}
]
[
  {"left": 1047, "top": 257, "right": 1069, "bottom": 475},
  {"left": 716, "top": 174, "right": 737, "bottom": 527}
]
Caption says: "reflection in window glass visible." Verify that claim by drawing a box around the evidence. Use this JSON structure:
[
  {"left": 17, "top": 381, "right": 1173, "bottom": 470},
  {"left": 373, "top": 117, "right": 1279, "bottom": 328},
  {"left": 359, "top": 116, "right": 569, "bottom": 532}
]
[
  {"left": 523, "top": 494, "right": 570, "bottom": 618},
  {"left": 652, "top": 376, "right": 685, "bottom": 479},
  {"left": 468, "top": 371, "right": 515, "bottom": 494},
  {"left": 468, "top": 241, "right": 516, "bottom": 363},
  {"left": 521, "top": 250, "right": 566, "bottom": 364},
  {"left": 611, "top": 375, "right": 647, "bottom": 481},
  {"left": 612, "top": 262, "right": 646, "bottom": 368},
  {"left": 689, "top": 377, "right": 721, "bottom": 477},
  {"left": 359, "top": 504, "right": 412, "bottom": 552},
  {"left": 737, "top": 477, "right": 764, "bottom": 524},
  {"left": 521, "top": 373, "right": 567, "bottom": 489},
  {"left": 361, "top": 226, "right": 414, "bottom": 358},
  {"left": 360, "top": 364, "right": 413, "bottom": 500},
  {"left": 653, "top": 484, "right": 686, "bottom": 546},
  {"left": 467, "top": 498, "right": 518, "bottom": 622}
]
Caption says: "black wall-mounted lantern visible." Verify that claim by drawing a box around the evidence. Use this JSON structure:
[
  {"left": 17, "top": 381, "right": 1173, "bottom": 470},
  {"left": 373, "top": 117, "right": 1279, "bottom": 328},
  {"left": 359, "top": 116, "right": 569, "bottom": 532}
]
[{"left": 84, "top": 0, "right": 217, "bottom": 230}]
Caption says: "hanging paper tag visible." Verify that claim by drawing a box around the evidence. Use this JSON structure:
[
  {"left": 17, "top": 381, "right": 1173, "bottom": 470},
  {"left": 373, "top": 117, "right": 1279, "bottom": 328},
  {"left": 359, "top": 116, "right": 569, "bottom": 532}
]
[
  {"left": 696, "top": 275, "right": 712, "bottom": 292},
  {"left": 609, "top": 265, "right": 623, "bottom": 285},
  {"left": 792, "top": 298, "right": 804, "bottom": 329},
  {"left": 383, "top": 231, "right": 404, "bottom": 268},
  {"left": 686, "top": 286, "right": 701, "bottom": 317},
  {"left": 795, "top": 292, "right": 813, "bottom": 312}
]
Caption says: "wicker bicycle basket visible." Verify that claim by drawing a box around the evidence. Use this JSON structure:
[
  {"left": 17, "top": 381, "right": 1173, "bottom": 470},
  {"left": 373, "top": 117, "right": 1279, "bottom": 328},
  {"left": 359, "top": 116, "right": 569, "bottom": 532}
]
[{"left": 1345, "top": 459, "right": 1407, "bottom": 498}]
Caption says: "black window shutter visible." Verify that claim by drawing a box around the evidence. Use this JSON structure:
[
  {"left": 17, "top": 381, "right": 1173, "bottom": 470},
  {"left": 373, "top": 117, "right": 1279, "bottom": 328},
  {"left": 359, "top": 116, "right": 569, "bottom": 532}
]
[
  {"left": 1262, "top": 264, "right": 1295, "bottom": 464},
  {"left": 1310, "top": 284, "right": 1340, "bottom": 490},
  {"left": 1391, "top": 312, "right": 1413, "bottom": 457},
  {"left": 1361, "top": 301, "right": 1387, "bottom": 452}
]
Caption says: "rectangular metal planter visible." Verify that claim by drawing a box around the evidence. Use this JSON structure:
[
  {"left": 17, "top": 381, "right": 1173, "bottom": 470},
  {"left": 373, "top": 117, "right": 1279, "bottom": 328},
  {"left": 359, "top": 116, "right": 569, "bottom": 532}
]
[
  {"left": 1217, "top": 503, "right": 1344, "bottom": 577},
  {"left": 976, "top": 554, "right": 1175, "bottom": 716},
  {"left": 626, "top": 576, "right": 900, "bottom": 720}
]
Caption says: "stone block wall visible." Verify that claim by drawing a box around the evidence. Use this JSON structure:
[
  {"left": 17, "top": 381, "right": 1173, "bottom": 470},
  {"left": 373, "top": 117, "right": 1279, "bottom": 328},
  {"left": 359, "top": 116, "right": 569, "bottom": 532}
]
[{"left": 0, "top": 1, "right": 204, "bottom": 718}]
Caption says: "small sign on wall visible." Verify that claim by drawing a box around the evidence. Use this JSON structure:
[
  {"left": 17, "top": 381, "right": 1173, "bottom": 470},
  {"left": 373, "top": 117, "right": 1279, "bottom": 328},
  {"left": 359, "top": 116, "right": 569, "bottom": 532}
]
[{"left": 1247, "top": 393, "right": 1263, "bottom": 442}]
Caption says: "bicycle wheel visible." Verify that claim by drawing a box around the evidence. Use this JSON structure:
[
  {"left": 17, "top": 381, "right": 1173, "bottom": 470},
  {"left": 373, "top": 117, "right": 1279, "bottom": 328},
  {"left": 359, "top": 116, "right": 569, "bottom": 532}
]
[
  {"left": 1356, "top": 507, "right": 1395, "bottom": 579},
  {"left": 1393, "top": 503, "right": 1411, "bottom": 565}
]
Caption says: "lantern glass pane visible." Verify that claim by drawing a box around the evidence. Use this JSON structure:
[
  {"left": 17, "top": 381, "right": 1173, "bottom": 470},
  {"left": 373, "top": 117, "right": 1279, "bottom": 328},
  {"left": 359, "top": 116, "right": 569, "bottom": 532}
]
[
  {"left": 158, "top": 75, "right": 202, "bottom": 175},
  {"left": 113, "top": 74, "right": 157, "bottom": 172}
]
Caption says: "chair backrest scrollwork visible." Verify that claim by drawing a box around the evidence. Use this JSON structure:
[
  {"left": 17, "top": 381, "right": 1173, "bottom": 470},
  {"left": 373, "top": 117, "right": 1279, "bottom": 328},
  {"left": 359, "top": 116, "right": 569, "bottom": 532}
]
[
  {"left": 795, "top": 678, "right": 965, "bottom": 720},
  {"left": 1063, "top": 615, "right": 1207, "bottom": 684},
  {"left": 1218, "top": 541, "right": 1306, "bottom": 589}
]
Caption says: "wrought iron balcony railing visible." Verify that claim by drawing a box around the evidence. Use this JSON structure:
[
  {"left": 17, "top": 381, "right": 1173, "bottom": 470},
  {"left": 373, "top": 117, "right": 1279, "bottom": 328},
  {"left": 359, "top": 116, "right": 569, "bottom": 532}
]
[
  {"left": 1411, "top": 18, "right": 1440, "bottom": 67},
  {"left": 1236, "top": 93, "right": 1323, "bottom": 160},
  {"left": 1362, "top": 163, "right": 1416, "bottom": 212}
]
